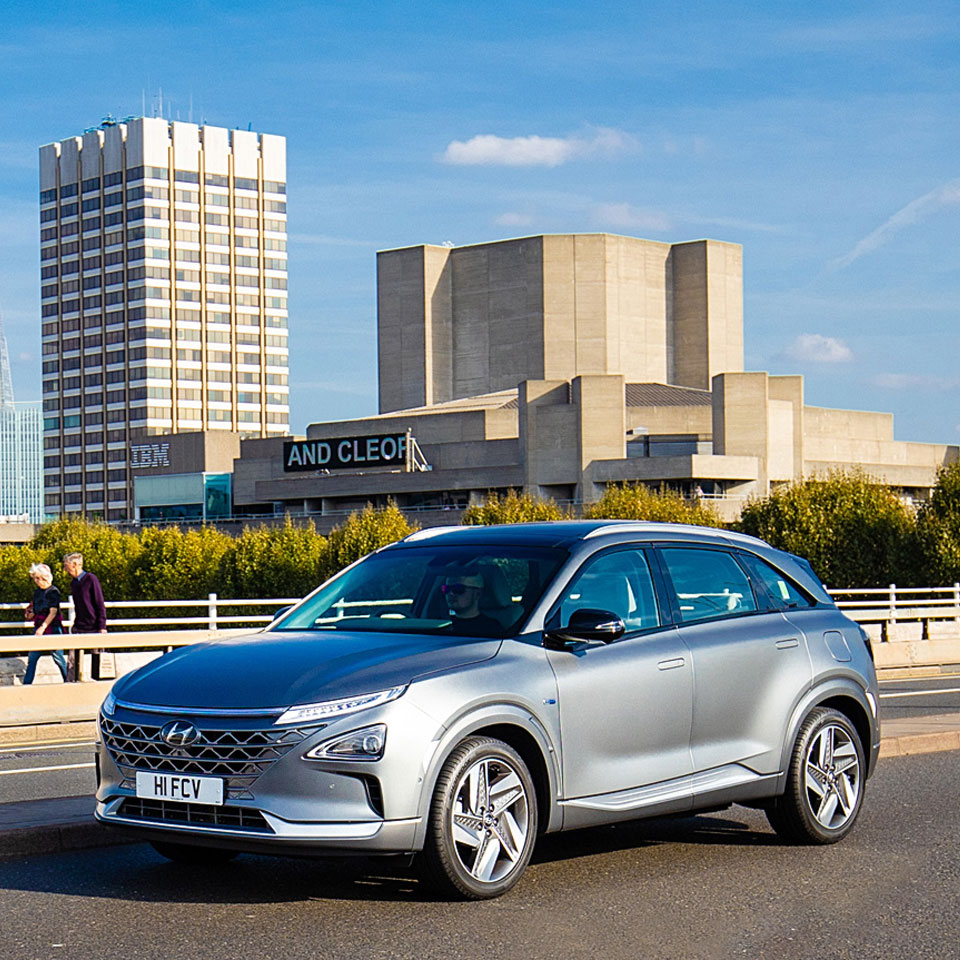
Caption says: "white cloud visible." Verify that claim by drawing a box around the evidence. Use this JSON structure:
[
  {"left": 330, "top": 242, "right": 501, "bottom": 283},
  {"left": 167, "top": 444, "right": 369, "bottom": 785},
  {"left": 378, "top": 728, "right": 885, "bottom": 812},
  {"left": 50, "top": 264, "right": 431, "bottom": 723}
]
[
  {"left": 872, "top": 373, "right": 957, "bottom": 391},
  {"left": 441, "top": 127, "right": 637, "bottom": 168},
  {"left": 783, "top": 334, "right": 853, "bottom": 364},
  {"left": 17, "top": 352, "right": 33, "bottom": 363},
  {"left": 592, "top": 203, "right": 672, "bottom": 232},
  {"left": 830, "top": 178, "right": 960, "bottom": 271},
  {"left": 494, "top": 212, "right": 535, "bottom": 227}
]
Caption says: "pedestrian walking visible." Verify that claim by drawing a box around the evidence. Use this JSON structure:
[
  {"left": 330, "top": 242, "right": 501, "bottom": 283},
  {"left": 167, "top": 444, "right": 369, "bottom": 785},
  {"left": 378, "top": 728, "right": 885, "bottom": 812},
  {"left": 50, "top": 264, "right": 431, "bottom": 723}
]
[
  {"left": 23, "top": 563, "right": 68, "bottom": 684},
  {"left": 63, "top": 552, "right": 108, "bottom": 681}
]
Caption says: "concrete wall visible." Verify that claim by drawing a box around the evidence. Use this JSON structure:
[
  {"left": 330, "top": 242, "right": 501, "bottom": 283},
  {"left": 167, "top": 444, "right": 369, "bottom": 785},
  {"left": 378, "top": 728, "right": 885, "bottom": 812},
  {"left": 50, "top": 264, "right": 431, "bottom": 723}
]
[{"left": 378, "top": 233, "right": 744, "bottom": 410}]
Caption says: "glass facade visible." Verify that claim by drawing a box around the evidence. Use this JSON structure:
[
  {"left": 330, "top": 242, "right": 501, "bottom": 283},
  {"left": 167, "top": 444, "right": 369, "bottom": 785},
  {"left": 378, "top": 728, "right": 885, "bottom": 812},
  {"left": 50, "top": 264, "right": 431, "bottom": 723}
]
[{"left": 0, "top": 401, "right": 44, "bottom": 522}]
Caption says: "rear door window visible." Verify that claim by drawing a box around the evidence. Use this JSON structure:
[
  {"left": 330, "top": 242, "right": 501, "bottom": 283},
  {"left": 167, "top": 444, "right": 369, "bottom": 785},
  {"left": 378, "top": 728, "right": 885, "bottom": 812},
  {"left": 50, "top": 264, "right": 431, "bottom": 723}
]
[{"left": 658, "top": 547, "right": 758, "bottom": 623}]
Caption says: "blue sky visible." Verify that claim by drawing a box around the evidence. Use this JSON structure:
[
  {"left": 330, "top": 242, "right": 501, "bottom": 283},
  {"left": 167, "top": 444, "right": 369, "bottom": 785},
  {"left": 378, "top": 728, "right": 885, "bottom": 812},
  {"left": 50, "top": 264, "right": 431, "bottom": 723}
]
[{"left": 1, "top": 0, "right": 959, "bottom": 442}]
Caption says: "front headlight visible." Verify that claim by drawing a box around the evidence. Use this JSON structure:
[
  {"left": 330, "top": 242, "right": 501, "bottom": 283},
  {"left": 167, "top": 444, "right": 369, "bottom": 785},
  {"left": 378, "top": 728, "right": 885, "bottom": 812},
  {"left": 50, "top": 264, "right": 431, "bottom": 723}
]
[
  {"left": 304, "top": 724, "right": 387, "bottom": 761},
  {"left": 274, "top": 686, "right": 405, "bottom": 726},
  {"left": 100, "top": 688, "right": 117, "bottom": 717}
]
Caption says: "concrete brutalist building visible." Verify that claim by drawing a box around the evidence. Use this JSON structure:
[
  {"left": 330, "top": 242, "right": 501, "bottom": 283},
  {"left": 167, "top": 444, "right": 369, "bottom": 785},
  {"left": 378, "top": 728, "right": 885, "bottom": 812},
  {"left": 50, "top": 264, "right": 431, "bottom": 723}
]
[{"left": 228, "top": 233, "right": 958, "bottom": 524}]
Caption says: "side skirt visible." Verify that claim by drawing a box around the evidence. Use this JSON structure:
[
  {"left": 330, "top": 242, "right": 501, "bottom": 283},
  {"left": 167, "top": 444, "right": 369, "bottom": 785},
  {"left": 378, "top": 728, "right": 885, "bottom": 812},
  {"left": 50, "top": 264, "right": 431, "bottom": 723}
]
[{"left": 559, "top": 765, "right": 781, "bottom": 830}]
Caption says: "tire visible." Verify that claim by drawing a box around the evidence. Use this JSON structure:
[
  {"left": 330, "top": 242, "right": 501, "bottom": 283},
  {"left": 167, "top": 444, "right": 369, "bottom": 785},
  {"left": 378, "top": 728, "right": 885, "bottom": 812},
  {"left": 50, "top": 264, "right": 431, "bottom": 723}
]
[
  {"left": 150, "top": 840, "right": 239, "bottom": 865},
  {"left": 766, "top": 707, "right": 866, "bottom": 844},
  {"left": 419, "top": 736, "right": 538, "bottom": 900}
]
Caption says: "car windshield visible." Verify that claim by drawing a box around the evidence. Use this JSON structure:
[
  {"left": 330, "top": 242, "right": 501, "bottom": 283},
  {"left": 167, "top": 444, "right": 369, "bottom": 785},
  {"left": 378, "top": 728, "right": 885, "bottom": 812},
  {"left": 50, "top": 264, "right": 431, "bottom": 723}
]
[{"left": 272, "top": 543, "right": 569, "bottom": 639}]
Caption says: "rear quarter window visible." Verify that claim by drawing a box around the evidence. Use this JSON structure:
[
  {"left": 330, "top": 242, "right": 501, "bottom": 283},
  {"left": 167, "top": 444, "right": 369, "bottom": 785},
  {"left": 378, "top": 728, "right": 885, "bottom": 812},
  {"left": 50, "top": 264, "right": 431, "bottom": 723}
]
[{"left": 740, "top": 553, "right": 816, "bottom": 610}]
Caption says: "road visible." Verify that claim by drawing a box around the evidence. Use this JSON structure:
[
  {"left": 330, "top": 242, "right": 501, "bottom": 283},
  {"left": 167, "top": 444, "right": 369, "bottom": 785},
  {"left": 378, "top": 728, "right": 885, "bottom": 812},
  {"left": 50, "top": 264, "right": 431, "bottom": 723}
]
[
  {"left": 877, "top": 672, "right": 960, "bottom": 719},
  {"left": 1, "top": 672, "right": 957, "bottom": 804},
  {"left": 0, "top": 750, "right": 957, "bottom": 960}
]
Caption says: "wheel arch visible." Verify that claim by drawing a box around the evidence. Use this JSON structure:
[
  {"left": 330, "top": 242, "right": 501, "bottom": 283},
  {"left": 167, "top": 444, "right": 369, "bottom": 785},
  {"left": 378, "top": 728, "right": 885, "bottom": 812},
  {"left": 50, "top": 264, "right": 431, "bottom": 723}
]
[
  {"left": 816, "top": 694, "right": 873, "bottom": 772},
  {"left": 412, "top": 705, "right": 561, "bottom": 850},
  {"left": 780, "top": 679, "right": 879, "bottom": 786}
]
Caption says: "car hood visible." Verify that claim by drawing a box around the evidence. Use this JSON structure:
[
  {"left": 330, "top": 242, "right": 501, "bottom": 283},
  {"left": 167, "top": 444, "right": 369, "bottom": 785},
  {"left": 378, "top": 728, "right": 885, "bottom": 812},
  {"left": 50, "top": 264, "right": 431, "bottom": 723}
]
[{"left": 114, "top": 630, "right": 501, "bottom": 711}]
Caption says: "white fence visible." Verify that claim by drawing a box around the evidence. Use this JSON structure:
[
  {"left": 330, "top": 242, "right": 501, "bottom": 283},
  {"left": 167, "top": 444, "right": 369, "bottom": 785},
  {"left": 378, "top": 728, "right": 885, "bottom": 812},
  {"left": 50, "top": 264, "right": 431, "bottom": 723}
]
[
  {"left": 0, "top": 594, "right": 299, "bottom": 632},
  {"left": 2, "top": 585, "right": 960, "bottom": 638},
  {"left": 828, "top": 584, "right": 960, "bottom": 641}
]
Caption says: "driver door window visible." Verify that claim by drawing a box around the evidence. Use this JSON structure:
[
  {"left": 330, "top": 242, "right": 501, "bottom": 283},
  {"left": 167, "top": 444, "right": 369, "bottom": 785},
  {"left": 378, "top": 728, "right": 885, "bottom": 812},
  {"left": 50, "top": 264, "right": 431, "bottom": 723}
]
[{"left": 560, "top": 548, "right": 660, "bottom": 632}]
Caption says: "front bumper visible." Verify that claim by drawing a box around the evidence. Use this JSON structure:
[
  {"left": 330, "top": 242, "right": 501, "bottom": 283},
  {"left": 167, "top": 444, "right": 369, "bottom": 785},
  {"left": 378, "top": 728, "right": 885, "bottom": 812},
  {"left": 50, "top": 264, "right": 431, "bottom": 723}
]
[
  {"left": 95, "top": 698, "right": 440, "bottom": 856},
  {"left": 95, "top": 796, "right": 421, "bottom": 856}
]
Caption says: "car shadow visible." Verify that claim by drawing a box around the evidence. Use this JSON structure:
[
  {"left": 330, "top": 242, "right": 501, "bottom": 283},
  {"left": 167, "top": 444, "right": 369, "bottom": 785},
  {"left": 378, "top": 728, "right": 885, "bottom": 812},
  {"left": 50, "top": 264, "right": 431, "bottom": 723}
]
[{"left": 0, "top": 809, "right": 781, "bottom": 905}]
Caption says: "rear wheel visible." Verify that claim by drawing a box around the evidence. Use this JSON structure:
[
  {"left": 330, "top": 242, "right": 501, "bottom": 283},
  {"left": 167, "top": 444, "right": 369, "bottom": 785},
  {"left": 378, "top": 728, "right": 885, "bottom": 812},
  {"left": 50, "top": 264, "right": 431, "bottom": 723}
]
[
  {"left": 420, "top": 736, "right": 538, "bottom": 900},
  {"left": 150, "top": 840, "right": 239, "bottom": 865},
  {"left": 766, "top": 707, "right": 865, "bottom": 844}
]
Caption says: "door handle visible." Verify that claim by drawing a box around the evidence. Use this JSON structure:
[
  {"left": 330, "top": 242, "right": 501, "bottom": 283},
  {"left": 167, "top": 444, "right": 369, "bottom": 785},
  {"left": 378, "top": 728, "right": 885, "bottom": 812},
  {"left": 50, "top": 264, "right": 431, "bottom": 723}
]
[
  {"left": 657, "top": 657, "right": 686, "bottom": 670},
  {"left": 775, "top": 638, "right": 799, "bottom": 650}
]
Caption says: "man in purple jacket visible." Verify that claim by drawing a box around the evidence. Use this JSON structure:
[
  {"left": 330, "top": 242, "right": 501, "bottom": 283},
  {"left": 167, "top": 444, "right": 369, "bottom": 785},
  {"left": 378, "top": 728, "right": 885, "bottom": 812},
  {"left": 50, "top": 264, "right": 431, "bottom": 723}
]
[{"left": 63, "top": 553, "right": 107, "bottom": 680}]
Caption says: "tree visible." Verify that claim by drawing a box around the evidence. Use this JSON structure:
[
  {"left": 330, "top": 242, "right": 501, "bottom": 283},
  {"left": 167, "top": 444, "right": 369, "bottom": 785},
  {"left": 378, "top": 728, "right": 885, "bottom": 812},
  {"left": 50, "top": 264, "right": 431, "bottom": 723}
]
[
  {"left": 461, "top": 490, "right": 566, "bottom": 525},
  {"left": 736, "top": 471, "right": 919, "bottom": 588},
  {"left": 320, "top": 503, "right": 416, "bottom": 581},
  {"left": 130, "top": 526, "right": 236, "bottom": 600},
  {"left": 916, "top": 461, "right": 960, "bottom": 585},
  {"left": 29, "top": 517, "right": 143, "bottom": 599},
  {"left": 584, "top": 482, "right": 723, "bottom": 527},
  {"left": 222, "top": 517, "right": 328, "bottom": 599}
]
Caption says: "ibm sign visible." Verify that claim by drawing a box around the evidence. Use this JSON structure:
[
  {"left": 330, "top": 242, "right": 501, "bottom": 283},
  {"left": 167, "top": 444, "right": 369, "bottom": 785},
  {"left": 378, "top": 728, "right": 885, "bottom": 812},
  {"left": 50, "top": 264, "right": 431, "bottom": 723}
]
[
  {"left": 130, "top": 442, "right": 171, "bottom": 469},
  {"left": 283, "top": 433, "right": 408, "bottom": 472}
]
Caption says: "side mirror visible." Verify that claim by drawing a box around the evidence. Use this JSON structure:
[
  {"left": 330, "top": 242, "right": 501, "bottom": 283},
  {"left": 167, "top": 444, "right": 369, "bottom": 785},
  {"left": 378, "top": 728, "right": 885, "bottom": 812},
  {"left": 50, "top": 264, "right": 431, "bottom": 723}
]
[
  {"left": 543, "top": 608, "right": 625, "bottom": 649},
  {"left": 271, "top": 606, "right": 292, "bottom": 624}
]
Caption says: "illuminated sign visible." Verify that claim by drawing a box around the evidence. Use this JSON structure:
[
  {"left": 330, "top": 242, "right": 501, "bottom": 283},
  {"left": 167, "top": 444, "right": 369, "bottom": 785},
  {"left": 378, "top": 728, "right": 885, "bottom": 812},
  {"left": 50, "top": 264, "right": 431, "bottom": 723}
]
[{"left": 283, "top": 433, "right": 408, "bottom": 472}]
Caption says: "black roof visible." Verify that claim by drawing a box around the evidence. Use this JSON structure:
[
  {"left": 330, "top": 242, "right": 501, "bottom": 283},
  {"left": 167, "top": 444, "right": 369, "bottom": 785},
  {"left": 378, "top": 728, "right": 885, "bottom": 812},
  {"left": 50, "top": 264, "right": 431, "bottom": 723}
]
[{"left": 393, "top": 520, "right": 758, "bottom": 550}]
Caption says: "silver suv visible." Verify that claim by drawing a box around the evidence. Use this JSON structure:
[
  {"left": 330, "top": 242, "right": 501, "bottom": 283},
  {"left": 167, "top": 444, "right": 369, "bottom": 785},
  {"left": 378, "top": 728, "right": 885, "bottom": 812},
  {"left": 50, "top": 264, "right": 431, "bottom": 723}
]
[{"left": 96, "top": 521, "right": 879, "bottom": 899}]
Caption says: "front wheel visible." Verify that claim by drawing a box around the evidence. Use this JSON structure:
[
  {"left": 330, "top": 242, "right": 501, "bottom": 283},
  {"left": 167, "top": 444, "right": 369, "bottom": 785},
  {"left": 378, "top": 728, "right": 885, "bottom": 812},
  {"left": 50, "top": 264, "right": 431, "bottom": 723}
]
[
  {"left": 419, "top": 736, "right": 538, "bottom": 900},
  {"left": 766, "top": 707, "right": 865, "bottom": 844}
]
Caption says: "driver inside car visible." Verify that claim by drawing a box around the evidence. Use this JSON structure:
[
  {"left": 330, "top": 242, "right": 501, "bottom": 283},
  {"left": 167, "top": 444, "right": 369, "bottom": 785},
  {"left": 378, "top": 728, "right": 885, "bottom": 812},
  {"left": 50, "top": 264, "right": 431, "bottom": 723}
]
[{"left": 440, "top": 567, "right": 502, "bottom": 637}]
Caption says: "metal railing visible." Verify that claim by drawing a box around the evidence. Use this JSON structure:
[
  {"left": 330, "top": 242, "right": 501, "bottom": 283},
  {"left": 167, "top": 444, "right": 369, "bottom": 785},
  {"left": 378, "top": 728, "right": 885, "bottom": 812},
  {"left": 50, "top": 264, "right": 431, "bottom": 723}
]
[
  {"left": 0, "top": 595, "right": 299, "bottom": 632},
  {"left": 2, "top": 583, "right": 960, "bottom": 657},
  {"left": 827, "top": 584, "right": 960, "bottom": 641}
]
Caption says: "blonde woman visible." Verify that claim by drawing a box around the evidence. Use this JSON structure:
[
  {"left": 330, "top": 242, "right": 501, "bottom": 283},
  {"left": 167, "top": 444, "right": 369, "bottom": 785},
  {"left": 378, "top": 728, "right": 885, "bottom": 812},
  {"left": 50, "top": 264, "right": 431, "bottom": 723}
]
[{"left": 23, "top": 563, "right": 68, "bottom": 684}]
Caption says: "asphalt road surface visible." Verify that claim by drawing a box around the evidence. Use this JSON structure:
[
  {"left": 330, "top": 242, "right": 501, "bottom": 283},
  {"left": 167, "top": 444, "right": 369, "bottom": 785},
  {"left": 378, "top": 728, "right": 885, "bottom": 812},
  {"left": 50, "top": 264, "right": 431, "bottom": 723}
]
[
  {"left": 1, "top": 672, "right": 957, "bottom": 805},
  {"left": 877, "top": 672, "right": 960, "bottom": 719},
  {"left": 1, "top": 751, "right": 957, "bottom": 960}
]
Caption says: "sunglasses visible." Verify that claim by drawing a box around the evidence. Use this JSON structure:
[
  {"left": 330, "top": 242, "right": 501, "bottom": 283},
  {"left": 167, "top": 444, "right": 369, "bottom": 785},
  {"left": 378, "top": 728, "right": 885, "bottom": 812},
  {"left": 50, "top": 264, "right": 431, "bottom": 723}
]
[{"left": 441, "top": 583, "right": 478, "bottom": 596}]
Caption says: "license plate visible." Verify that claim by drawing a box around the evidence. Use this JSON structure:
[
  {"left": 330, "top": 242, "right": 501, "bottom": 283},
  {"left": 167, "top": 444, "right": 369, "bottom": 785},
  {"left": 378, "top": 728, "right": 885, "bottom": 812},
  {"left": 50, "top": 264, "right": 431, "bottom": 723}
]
[{"left": 135, "top": 771, "right": 224, "bottom": 806}]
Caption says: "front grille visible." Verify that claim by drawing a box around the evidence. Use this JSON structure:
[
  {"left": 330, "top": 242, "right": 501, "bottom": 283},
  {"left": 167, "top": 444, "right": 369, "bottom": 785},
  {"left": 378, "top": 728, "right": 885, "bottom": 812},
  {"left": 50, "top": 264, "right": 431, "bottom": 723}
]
[
  {"left": 102, "top": 716, "right": 322, "bottom": 799},
  {"left": 118, "top": 798, "right": 273, "bottom": 833}
]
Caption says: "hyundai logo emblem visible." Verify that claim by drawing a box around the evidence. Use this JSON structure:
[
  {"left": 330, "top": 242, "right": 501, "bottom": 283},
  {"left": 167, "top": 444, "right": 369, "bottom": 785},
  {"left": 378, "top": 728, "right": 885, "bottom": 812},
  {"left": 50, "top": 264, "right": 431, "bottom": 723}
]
[{"left": 160, "top": 720, "right": 200, "bottom": 747}]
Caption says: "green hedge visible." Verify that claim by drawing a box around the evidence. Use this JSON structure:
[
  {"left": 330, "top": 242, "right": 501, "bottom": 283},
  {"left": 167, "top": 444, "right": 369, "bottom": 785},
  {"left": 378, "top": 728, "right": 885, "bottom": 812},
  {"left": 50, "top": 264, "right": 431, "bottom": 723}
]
[
  {"left": 0, "top": 507, "right": 416, "bottom": 606},
  {"left": 7, "top": 466, "right": 960, "bottom": 605},
  {"left": 735, "top": 471, "right": 920, "bottom": 588}
]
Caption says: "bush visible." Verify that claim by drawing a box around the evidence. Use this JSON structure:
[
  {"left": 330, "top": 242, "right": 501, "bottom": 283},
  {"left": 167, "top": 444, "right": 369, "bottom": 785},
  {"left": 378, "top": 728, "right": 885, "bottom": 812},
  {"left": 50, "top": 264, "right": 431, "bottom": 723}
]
[
  {"left": 585, "top": 482, "right": 723, "bottom": 527},
  {"left": 29, "top": 517, "right": 143, "bottom": 599},
  {"left": 0, "top": 543, "right": 45, "bottom": 610},
  {"left": 917, "top": 461, "right": 960, "bottom": 585},
  {"left": 461, "top": 490, "right": 566, "bottom": 525},
  {"left": 223, "top": 518, "right": 328, "bottom": 599},
  {"left": 129, "top": 526, "right": 236, "bottom": 600},
  {"left": 736, "top": 471, "right": 919, "bottom": 588},
  {"left": 319, "top": 504, "right": 416, "bottom": 581}
]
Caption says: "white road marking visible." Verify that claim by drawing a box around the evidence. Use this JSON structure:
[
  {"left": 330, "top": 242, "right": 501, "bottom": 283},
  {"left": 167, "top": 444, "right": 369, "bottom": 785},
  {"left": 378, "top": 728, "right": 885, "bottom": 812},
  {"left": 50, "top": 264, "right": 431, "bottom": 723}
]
[
  {"left": 879, "top": 673, "right": 960, "bottom": 685},
  {"left": 0, "top": 762, "right": 95, "bottom": 776},
  {"left": 879, "top": 687, "right": 960, "bottom": 699},
  {"left": 0, "top": 741, "right": 95, "bottom": 755}
]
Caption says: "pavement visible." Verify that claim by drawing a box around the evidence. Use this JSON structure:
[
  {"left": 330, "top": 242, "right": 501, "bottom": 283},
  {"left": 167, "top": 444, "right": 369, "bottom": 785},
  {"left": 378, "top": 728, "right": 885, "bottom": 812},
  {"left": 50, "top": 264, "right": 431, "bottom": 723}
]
[{"left": 1, "top": 713, "right": 959, "bottom": 862}]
